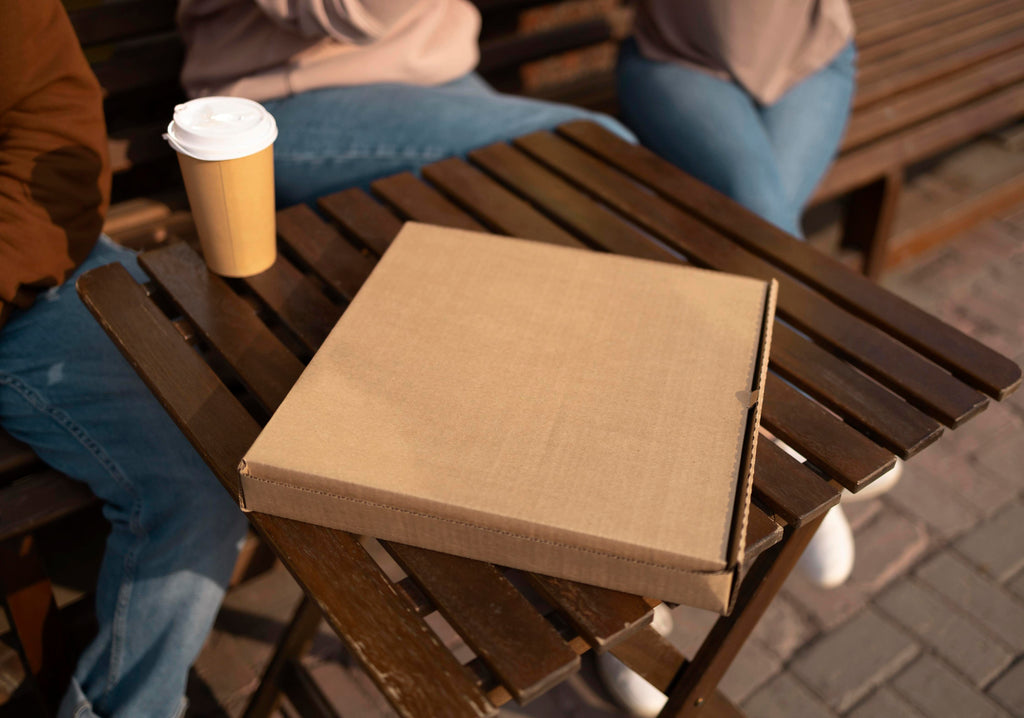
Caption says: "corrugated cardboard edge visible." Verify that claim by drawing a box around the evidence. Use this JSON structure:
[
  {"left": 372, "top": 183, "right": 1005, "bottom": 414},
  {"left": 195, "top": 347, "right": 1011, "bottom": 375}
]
[{"left": 723, "top": 278, "right": 779, "bottom": 614}]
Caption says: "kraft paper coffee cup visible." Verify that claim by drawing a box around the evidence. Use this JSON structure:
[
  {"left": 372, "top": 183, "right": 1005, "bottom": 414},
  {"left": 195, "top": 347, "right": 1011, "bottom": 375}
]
[{"left": 165, "top": 97, "right": 278, "bottom": 277}]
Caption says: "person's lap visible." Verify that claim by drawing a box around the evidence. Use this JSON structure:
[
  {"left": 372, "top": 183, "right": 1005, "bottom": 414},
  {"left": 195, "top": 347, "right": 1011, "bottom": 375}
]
[
  {"left": 264, "top": 73, "right": 636, "bottom": 206},
  {"left": 0, "top": 238, "right": 247, "bottom": 718},
  {"left": 615, "top": 39, "right": 856, "bottom": 237}
]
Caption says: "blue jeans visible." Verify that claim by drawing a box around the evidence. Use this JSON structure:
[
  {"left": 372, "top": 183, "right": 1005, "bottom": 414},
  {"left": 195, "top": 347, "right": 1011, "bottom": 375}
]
[
  {"left": 263, "top": 73, "right": 635, "bottom": 207},
  {"left": 0, "top": 238, "right": 248, "bottom": 718},
  {"left": 616, "top": 39, "right": 857, "bottom": 237}
]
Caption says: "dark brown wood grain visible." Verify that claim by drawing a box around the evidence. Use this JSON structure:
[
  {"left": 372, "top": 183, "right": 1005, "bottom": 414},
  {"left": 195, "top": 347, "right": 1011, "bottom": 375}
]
[
  {"left": 385, "top": 543, "right": 580, "bottom": 703},
  {"left": 423, "top": 157, "right": 584, "bottom": 247},
  {"left": 556, "top": 121, "right": 1022, "bottom": 401},
  {"left": 0, "top": 471, "right": 98, "bottom": 543},
  {"left": 0, "top": 430, "right": 42, "bottom": 483},
  {"left": 139, "top": 242, "right": 305, "bottom": 413},
  {"left": 276, "top": 203, "right": 377, "bottom": 302},
  {"left": 528, "top": 574, "right": 654, "bottom": 651},
  {"left": 69, "top": 0, "right": 177, "bottom": 47},
  {"left": 317, "top": 188, "right": 404, "bottom": 257},
  {"left": 751, "top": 441, "right": 842, "bottom": 527},
  {"left": 372, "top": 172, "right": 489, "bottom": 232}
]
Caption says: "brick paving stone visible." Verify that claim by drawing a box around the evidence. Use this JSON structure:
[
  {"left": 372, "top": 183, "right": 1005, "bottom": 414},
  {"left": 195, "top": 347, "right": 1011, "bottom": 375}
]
[
  {"left": 719, "top": 638, "right": 781, "bottom": 706},
  {"left": 749, "top": 593, "right": 817, "bottom": 661},
  {"left": 916, "top": 551, "right": 1024, "bottom": 651},
  {"left": 875, "top": 578, "right": 1013, "bottom": 686},
  {"left": 842, "top": 498, "right": 883, "bottom": 532},
  {"left": 1008, "top": 568, "right": 1024, "bottom": 601},
  {"left": 955, "top": 501, "right": 1024, "bottom": 581},
  {"left": 847, "top": 686, "right": 926, "bottom": 718},
  {"left": 782, "top": 508, "right": 930, "bottom": 630},
  {"left": 893, "top": 654, "right": 1011, "bottom": 718},
  {"left": 789, "top": 608, "right": 919, "bottom": 712},
  {"left": 988, "top": 660, "right": 1024, "bottom": 716},
  {"left": 742, "top": 673, "right": 838, "bottom": 718},
  {"left": 938, "top": 400, "right": 1023, "bottom": 457},
  {"left": 884, "top": 462, "right": 982, "bottom": 539},
  {"left": 973, "top": 428, "right": 1024, "bottom": 493}
]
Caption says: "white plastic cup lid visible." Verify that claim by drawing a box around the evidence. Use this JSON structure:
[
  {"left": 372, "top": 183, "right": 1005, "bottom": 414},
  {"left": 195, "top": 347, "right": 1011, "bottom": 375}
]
[{"left": 164, "top": 97, "right": 278, "bottom": 161}]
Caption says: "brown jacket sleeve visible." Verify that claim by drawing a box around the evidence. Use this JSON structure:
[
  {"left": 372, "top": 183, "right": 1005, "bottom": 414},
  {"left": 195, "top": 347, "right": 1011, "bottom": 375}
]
[{"left": 0, "top": 0, "right": 111, "bottom": 329}]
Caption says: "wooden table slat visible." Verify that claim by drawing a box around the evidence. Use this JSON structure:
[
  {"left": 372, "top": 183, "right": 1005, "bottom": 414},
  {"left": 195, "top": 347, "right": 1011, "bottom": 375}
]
[
  {"left": 139, "top": 242, "right": 306, "bottom": 413},
  {"left": 752, "top": 440, "right": 842, "bottom": 527},
  {"left": 527, "top": 574, "right": 654, "bottom": 651},
  {"left": 762, "top": 374, "right": 896, "bottom": 492},
  {"left": 422, "top": 157, "right": 583, "bottom": 248},
  {"left": 556, "top": 121, "right": 1021, "bottom": 402},
  {"left": 854, "top": 0, "right": 997, "bottom": 44},
  {"left": 371, "top": 172, "right": 489, "bottom": 232},
  {"left": 384, "top": 543, "right": 580, "bottom": 704},
  {"left": 276, "top": 203, "right": 377, "bottom": 302},
  {"left": 241, "top": 252, "right": 342, "bottom": 356},
  {"left": 317, "top": 188, "right": 403, "bottom": 257}
]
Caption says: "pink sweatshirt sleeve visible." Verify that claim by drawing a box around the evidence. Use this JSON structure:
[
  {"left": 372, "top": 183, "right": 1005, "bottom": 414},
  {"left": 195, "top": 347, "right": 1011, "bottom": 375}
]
[{"left": 253, "top": 0, "right": 425, "bottom": 43}]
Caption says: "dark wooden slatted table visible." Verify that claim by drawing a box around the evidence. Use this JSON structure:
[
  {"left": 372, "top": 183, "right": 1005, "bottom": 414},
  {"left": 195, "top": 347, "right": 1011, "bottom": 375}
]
[{"left": 77, "top": 122, "right": 1020, "bottom": 718}]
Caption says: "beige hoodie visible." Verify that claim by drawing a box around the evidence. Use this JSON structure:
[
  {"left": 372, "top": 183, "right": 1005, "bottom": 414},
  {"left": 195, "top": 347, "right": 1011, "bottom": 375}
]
[{"left": 178, "top": 0, "right": 481, "bottom": 100}]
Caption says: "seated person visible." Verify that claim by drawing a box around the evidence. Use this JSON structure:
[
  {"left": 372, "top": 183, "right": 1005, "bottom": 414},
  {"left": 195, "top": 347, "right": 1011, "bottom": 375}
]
[
  {"left": 177, "top": 0, "right": 635, "bottom": 207},
  {"left": 0, "top": 2, "right": 247, "bottom": 716}
]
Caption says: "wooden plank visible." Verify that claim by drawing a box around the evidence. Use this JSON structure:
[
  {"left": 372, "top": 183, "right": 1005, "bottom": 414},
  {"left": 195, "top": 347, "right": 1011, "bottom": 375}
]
[
  {"left": 855, "top": 0, "right": 996, "bottom": 44},
  {"left": 422, "top": 158, "right": 583, "bottom": 247},
  {"left": 841, "top": 171, "right": 903, "bottom": 279},
  {"left": 385, "top": 544, "right": 580, "bottom": 704},
  {"left": 823, "top": 82, "right": 1024, "bottom": 203},
  {"left": 770, "top": 325, "right": 943, "bottom": 460},
  {"left": 752, "top": 441, "right": 841, "bottom": 527},
  {"left": 0, "top": 431, "right": 41, "bottom": 483},
  {"left": 77, "top": 263, "right": 497, "bottom": 718},
  {"left": 558, "top": 121, "right": 1022, "bottom": 401},
  {"left": 372, "top": 173, "right": 488, "bottom": 232},
  {"left": 317, "top": 188, "right": 403, "bottom": 256},
  {"left": 855, "top": 24, "right": 1024, "bottom": 109},
  {"left": 241, "top": 255, "right": 342, "bottom": 356},
  {"left": 857, "top": 0, "right": 1024, "bottom": 65},
  {"left": 761, "top": 375, "right": 896, "bottom": 492},
  {"left": 0, "top": 471, "right": 98, "bottom": 543},
  {"left": 139, "top": 243, "right": 305, "bottom": 413},
  {"left": 478, "top": 18, "right": 612, "bottom": 75},
  {"left": 506, "top": 132, "right": 990, "bottom": 426},
  {"left": 76, "top": 262, "right": 255, "bottom": 500},
  {"left": 844, "top": 47, "right": 1024, "bottom": 150},
  {"left": 527, "top": 575, "right": 653, "bottom": 651},
  {"left": 87, "top": 32, "right": 183, "bottom": 97},
  {"left": 743, "top": 507, "right": 785, "bottom": 559},
  {"left": 69, "top": 0, "right": 177, "bottom": 48},
  {"left": 275, "top": 204, "right": 376, "bottom": 302},
  {"left": 108, "top": 122, "right": 175, "bottom": 174}
]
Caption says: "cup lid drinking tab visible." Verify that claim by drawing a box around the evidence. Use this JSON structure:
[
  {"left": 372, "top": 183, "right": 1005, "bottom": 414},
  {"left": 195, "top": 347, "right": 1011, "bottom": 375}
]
[{"left": 165, "top": 97, "right": 278, "bottom": 161}]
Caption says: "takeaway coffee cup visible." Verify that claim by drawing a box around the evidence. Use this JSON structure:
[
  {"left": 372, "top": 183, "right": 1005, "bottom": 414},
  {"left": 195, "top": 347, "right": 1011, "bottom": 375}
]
[{"left": 165, "top": 97, "right": 278, "bottom": 276}]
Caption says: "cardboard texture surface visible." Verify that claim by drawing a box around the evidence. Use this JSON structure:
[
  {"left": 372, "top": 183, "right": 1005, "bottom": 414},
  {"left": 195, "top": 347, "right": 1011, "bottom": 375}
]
[{"left": 240, "top": 223, "right": 777, "bottom": 610}]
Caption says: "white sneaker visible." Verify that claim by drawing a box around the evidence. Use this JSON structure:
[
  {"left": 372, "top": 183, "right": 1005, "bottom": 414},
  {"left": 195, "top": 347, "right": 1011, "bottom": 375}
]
[
  {"left": 596, "top": 605, "right": 673, "bottom": 717},
  {"left": 797, "top": 504, "right": 855, "bottom": 589}
]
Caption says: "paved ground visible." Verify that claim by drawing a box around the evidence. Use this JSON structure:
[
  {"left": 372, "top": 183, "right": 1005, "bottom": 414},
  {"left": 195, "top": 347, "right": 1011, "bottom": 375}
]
[{"left": 180, "top": 134, "right": 1024, "bottom": 718}]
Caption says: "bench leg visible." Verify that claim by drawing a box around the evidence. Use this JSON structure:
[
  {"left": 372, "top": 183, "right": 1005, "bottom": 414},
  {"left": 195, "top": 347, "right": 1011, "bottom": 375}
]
[
  {"left": 841, "top": 172, "right": 903, "bottom": 280},
  {"left": 656, "top": 514, "right": 826, "bottom": 718},
  {"left": 0, "top": 534, "right": 71, "bottom": 716}
]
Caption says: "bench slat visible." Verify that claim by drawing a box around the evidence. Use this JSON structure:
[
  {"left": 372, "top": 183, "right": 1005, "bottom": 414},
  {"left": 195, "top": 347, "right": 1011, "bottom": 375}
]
[
  {"left": 855, "top": 0, "right": 998, "bottom": 45},
  {"left": 557, "top": 121, "right": 1022, "bottom": 402},
  {"left": 752, "top": 441, "right": 841, "bottom": 527},
  {"left": 88, "top": 33, "right": 183, "bottom": 98},
  {"left": 0, "top": 471, "right": 98, "bottom": 543},
  {"left": 527, "top": 575, "right": 653, "bottom": 651},
  {"left": 507, "top": 132, "right": 990, "bottom": 426},
  {"left": 478, "top": 18, "right": 612, "bottom": 77},
  {"left": 845, "top": 46, "right": 1024, "bottom": 150},
  {"left": 69, "top": 0, "right": 177, "bottom": 48}
]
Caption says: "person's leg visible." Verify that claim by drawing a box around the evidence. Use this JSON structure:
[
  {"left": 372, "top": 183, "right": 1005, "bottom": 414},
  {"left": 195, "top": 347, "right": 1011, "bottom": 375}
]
[
  {"left": 0, "top": 237, "right": 248, "bottom": 718},
  {"left": 758, "top": 42, "right": 857, "bottom": 218},
  {"left": 615, "top": 38, "right": 800, "bottom": 235},
  {"left": 262, "top": 73, "right": 635, "bottom": 207}
]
